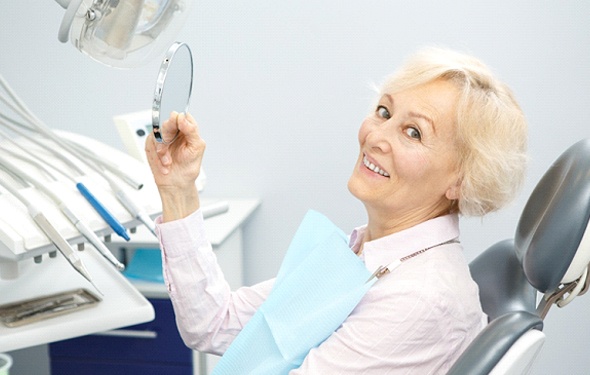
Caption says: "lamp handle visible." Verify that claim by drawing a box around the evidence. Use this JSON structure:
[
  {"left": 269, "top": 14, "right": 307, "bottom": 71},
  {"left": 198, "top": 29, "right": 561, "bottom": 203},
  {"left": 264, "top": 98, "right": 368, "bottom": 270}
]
[{"left": 58, "top": 0, "right": 84, "bottom": 43}]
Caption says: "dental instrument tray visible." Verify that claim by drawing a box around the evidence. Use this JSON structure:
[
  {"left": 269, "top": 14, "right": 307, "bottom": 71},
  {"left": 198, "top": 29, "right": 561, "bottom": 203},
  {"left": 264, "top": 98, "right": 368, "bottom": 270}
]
[{"left": 0, "top": 288, "right": 100, "bottom": 328}]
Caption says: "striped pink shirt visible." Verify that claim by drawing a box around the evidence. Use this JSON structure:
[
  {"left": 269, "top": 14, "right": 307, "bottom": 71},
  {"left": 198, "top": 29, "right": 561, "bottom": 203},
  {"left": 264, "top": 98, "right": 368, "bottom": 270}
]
[{"left": 157, "top": 210, "right": 486, "bottom": 374}]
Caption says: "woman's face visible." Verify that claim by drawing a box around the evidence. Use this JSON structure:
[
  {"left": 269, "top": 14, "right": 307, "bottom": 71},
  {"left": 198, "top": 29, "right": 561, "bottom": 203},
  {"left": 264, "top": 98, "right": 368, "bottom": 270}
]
[{"left": 348, "top": 79, "right": 461, "bottom": 231}]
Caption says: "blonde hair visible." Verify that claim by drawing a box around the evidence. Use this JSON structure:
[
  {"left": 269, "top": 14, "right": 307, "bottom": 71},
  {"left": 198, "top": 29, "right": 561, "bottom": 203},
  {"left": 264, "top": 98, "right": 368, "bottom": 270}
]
[{"left": 379, "top": 47, "right": 528, "bottom": 216}]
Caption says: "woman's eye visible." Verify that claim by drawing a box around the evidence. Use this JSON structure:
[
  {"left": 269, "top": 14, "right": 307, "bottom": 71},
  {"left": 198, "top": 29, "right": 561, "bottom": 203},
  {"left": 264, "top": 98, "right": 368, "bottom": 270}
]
[
  {"left": 405, "top": 127, "right": 421, "bottom": 140},
  {"left": 376, "top": 105, "right": 391, "bottom": 119}
]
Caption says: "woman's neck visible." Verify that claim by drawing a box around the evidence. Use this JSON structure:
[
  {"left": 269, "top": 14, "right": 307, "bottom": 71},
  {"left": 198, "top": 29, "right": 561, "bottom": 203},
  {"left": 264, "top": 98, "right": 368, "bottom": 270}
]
[{"left": 363, "top": 201, "right": 452, "bottom": 242}]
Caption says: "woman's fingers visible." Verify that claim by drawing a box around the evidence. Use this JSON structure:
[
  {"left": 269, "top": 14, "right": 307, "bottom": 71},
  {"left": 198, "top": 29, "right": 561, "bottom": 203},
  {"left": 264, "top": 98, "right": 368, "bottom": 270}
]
[
  {"left": 160, "top": 111, "right": 181, "bottom": 144},
  {"left": 176, "top": 112, "right": 201, "bottom": 147},
  {"left": 146, "top": 132, "right": 170, "bottom": 176},
  {"left": 147, "top": 111, "right": 204, "bottom": 180},
  {"left": 175, "top": 112, "right": 206, "bottom": 157},
  {"left": 178, "top": 112, "right": 198, "bottom": 136},
  {"left": 155, "top": 145, "right": 171, "bottom": 175}
]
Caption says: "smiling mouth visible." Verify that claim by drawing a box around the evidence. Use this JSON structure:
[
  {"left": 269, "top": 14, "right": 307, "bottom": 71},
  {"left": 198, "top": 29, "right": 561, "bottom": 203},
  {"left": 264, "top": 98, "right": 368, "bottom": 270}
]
[{"left": 363, "top": 155, "right": 390, "bottom": 177}]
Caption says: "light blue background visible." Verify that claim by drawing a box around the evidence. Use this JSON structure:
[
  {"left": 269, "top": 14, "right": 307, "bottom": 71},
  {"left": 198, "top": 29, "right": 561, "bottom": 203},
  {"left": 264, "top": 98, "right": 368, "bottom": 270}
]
[{"left": 1, "top": 1, "right": 589, "bottom": 374}]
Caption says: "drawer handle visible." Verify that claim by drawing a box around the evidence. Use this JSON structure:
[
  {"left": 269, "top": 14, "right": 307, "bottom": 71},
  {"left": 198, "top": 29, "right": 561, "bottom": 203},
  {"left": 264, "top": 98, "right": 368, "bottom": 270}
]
[{"left": 92, "top": 329, "right": 158, "bottom": 339}]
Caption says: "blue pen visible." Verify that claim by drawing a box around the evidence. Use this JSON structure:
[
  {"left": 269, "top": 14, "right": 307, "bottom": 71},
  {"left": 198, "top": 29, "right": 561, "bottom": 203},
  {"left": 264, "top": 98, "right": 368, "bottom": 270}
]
[{"left": 76, "top": 182, "right": 130, "bottom": 241}]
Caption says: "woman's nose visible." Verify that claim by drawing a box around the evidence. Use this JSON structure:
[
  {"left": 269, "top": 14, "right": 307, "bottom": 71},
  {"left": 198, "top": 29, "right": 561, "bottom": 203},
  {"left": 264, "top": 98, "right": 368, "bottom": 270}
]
[{"left": 363, "top": 124, "right": 392, "bottom": 154}]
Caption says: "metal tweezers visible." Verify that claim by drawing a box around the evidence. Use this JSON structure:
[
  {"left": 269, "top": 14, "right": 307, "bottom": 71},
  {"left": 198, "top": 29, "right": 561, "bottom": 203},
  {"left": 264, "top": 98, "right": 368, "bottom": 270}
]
[{"left": 0, "top": 289, "right": 100, "bottom": 327}]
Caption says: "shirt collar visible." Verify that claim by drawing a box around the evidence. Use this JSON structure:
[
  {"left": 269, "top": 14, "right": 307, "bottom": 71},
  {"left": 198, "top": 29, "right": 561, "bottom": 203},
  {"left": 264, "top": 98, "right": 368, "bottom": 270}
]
[{"left": 349, "top": 213, "right": 460, "bottom": 273}]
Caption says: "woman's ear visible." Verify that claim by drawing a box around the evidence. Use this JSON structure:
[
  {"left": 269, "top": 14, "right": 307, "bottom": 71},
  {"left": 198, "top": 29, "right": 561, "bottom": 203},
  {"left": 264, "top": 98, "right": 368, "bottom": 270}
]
[{"left": 445, "top": 179, "right": 461, "bottom": 201}]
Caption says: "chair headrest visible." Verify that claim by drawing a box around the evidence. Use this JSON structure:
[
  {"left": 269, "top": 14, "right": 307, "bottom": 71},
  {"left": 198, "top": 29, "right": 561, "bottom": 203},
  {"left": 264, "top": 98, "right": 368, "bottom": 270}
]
[{"left": 515, "top": 138, "right": 590, "bottom": 293}]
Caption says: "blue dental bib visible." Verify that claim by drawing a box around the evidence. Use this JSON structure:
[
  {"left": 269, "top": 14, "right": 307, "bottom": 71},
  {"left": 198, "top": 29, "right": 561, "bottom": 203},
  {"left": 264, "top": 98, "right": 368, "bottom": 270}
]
[{"left": 213, "top": 210, "right": 375, "bottom": 374}]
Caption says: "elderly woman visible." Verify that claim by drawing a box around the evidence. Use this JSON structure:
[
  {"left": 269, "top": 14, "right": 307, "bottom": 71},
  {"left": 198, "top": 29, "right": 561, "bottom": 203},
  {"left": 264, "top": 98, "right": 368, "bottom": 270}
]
[{"left": 145, "top": 47, "right": 527, "bottom": 374}]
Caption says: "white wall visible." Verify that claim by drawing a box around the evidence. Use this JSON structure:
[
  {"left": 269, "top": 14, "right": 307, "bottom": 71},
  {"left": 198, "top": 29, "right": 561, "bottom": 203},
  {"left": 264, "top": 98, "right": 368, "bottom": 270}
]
[{"left": 1, "top": 1, "right": 589, "bottom": 374}]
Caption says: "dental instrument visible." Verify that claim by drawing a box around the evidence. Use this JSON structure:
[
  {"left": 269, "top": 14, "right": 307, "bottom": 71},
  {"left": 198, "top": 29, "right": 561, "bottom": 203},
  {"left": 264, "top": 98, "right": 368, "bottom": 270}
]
[
  {"left": 0, "top": 151, "right": 125, "bottom": 270},
  {"left": 76, "top": 182, "right": 131, "bottom": 242},
  {"left": 0, "top": 77, "right": 132, "bottom": 241},
  {"left": 0, "top": 174, "right": 102, "bottom": 295},
  {"left": 0, "top": 115, "right": 131, "bottom": 241},
  {"left": 0, "top": 288, "right": 100, "bottom": 327},
  {"left": 65, "top": 140, "right": 157, "bottom": 237}
]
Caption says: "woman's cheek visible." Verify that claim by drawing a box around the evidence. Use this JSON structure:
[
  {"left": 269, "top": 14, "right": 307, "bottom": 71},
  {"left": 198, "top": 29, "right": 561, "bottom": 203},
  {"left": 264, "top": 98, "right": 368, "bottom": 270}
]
[{"left": 358, "top": 118, "right": 372, "bottom": 144}]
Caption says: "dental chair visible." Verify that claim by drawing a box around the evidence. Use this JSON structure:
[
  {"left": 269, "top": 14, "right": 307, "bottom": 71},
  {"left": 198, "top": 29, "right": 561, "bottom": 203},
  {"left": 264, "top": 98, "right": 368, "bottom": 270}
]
[{"left": 447, "top": 138, "right": 590, "bottom": 375}]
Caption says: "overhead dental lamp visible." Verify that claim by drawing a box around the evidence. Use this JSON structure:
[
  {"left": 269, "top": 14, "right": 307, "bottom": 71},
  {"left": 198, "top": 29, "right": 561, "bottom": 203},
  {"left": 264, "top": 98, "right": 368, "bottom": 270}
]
[{"left": 54, "top": 0, "right": 194, "bottom": 68}]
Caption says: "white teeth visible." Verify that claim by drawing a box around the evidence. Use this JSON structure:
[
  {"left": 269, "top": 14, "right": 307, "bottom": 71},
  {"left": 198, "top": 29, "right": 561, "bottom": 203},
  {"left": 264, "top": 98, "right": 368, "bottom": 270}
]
[{"left": 363, "top": 156, "right": 390, "bottom": 177}]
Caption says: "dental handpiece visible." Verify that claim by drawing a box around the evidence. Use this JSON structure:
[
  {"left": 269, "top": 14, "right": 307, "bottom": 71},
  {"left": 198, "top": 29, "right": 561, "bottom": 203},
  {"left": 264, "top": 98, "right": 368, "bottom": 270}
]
[
  {"left": 29, "top": 205, "right": 103, "bottom": 295},
  {"left": 116, "top": 190, "right": 157, "bottom": 237},
  {"left": 76, "top": 182, "right": 130, "bottom": 241},
  {"left": 0, "top": 172, "right": 101, "bottom": 295},
  {"left": 0, "top": 153, "right": 125, "bottom": 271},
  {"left": 111, "top": 181, "right": 157, "bottom": 238},
  {"left": 60, "top": 204, "right": 125, "bottom": 271}
]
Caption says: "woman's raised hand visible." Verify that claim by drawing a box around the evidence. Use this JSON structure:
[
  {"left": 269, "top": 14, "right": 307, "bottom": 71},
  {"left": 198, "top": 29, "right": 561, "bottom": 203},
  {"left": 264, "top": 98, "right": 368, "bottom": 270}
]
[{"left": 145, "top": 111, "right": 205, "bottom": 221}]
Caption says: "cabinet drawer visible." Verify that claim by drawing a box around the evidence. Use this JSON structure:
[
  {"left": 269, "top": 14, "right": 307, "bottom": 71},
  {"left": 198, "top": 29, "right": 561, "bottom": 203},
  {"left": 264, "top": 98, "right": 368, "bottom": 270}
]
[{"left": 50, "top": 298, "right": 191, "bottom": 365}]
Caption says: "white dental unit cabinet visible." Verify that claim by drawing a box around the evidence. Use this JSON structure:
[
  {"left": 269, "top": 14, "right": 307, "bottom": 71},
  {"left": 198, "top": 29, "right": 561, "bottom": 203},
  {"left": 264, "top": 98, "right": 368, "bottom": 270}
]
[
  {"left": 0, "top": 131, "right": 161, "bottom": 352},
  {"left": 49, "top": 198, "right": 259, "bottom": 375},
  {"left": 0, "top": 1, "right": 259, "bottom": 373},
  {"left": 0, "top": 112, "right": 259, "bottom": 374}
]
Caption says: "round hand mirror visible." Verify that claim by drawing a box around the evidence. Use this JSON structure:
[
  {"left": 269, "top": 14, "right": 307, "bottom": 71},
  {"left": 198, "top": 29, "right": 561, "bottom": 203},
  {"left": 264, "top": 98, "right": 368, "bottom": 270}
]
[{"left": 152, "top": 41, "right": 194, "bottom": 144}]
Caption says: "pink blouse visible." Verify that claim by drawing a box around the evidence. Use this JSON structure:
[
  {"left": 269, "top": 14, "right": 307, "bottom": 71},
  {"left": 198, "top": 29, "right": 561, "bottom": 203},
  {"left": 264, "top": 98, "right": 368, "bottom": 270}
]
[{"left": 156, "top": 210, "right": 486, "bottom": 374}]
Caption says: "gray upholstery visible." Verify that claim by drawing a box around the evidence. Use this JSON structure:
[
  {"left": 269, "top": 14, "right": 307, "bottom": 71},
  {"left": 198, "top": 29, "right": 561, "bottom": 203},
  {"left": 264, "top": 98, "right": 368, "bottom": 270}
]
[
  {"left": 469, "top": 239, "right": 537, "bottom": 321},
  {"left": 516, "top": 138, "right": 590, "bottom": 292},
  {"left": 447, "top": 139, "right": 590, "bottom": 374}
]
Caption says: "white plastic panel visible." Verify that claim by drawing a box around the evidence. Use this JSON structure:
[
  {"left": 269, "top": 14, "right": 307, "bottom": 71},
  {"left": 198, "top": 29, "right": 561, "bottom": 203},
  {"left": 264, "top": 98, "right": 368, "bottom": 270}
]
[
  {"left": 490, "top": 329, "right": 545, "bottom": 375},
  {"left": 0, "top": 241, "right": 154, "bottom": 352}
]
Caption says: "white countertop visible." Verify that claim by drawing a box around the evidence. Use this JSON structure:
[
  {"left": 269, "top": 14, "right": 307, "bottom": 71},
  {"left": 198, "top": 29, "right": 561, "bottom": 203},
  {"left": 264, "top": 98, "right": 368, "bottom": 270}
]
[
  {"left": 119, "top": 198, "right": 261, "bottom": 299},
  {"left": 0, "top": 245, "right": 154, "bottom": 352}
]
